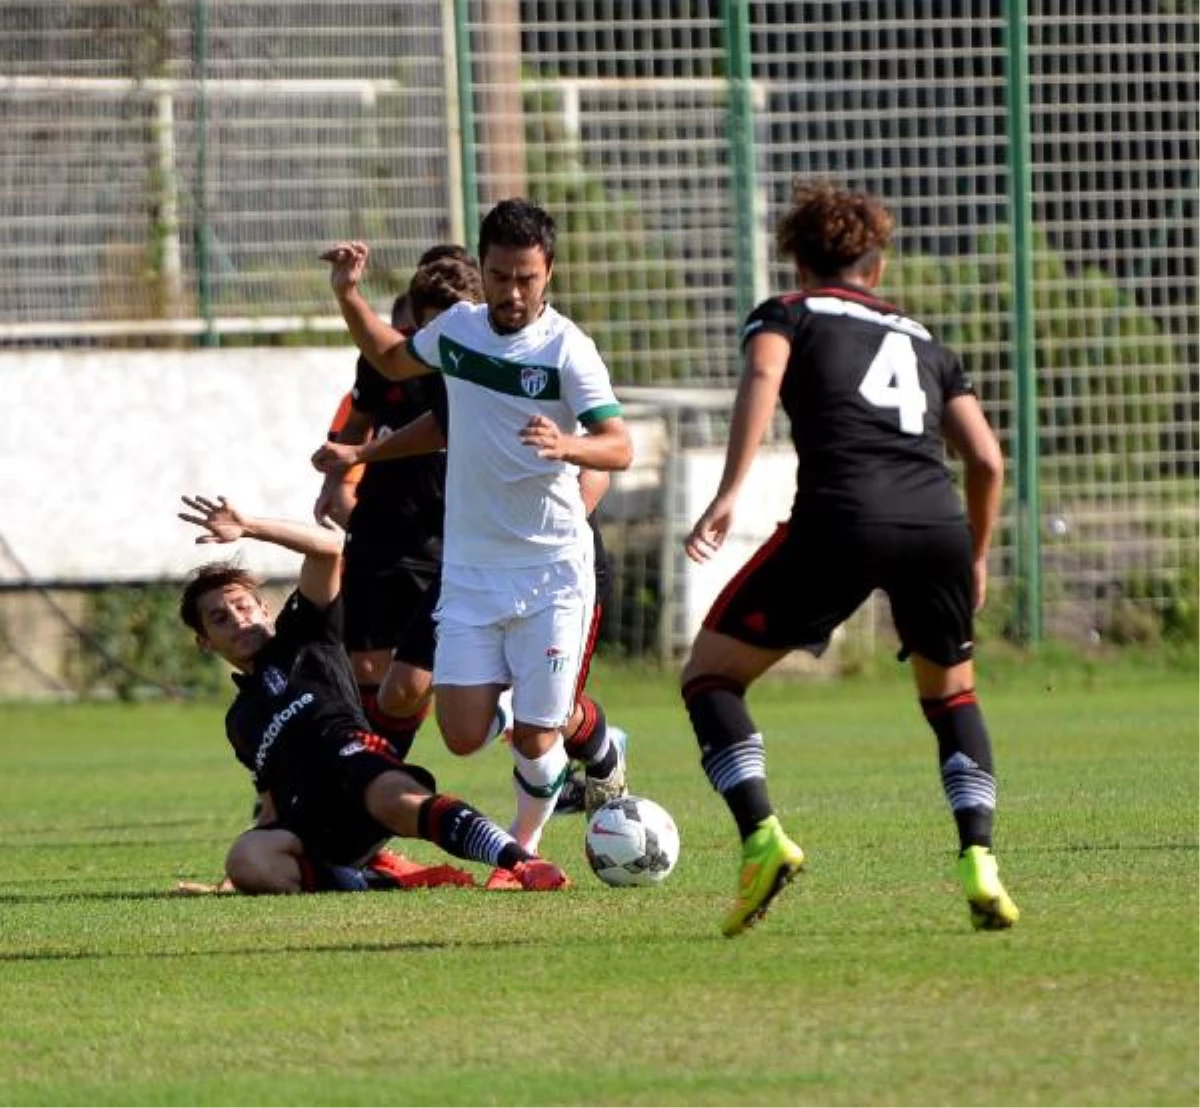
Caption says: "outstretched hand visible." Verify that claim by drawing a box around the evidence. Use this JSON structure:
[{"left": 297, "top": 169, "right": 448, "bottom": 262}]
[
  {"left": 319, "top": 240, "right": 370, "bottom": 298},
  {"left": 683, "top": 493, "right": 737, "bottom": 564},
  {"left": 178, "top": 494, "right": 249, "bottom": 545}
]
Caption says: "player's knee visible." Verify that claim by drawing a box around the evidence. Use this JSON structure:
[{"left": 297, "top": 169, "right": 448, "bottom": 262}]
[
  {"left": 442, "top": 730, "right": 488, "bottom": 757},
  {"left": 680, "top": 629, "right": 765, "bottom": 691},
  {"left": 680, "top": 639, "right": 725, "bottom": 688},
  {"left": 378, "top": 673, "right": 432, "bottom": 717},
  {"left": 910, "top": 654, "right": 976, "bottom": 701},
  {"left": 224, "top": 833, "right": 302, "bottom": 894},
  {"left": 351, "top": 652, "right": 391, "bottom": 687},
  {"left": 509, "top": 723, "right": 560, "bottom": 760},
  {"left": 435, "top": 703, "right": 493, "bottom": 756}
]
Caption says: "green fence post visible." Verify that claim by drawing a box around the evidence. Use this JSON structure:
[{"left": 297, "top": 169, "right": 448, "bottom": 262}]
[
  {"left": 452, "top": 0, "right": 479, "bottom": 242},
  {"left": 722, "top": 0, "right": 757, "bottom": 325},
  {"left": 1004, "top": 0, "right": 1042, "bottom": 642},
  {"left": 193, "top": 0, "right": 215, "bottom": 346}
]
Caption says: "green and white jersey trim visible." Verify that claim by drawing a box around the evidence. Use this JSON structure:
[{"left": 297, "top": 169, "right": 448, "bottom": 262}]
[{"left": 438, "top": 336, "right": 562, "bottom": 400}]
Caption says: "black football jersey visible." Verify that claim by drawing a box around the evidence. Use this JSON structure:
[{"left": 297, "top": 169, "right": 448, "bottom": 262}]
[
  {"left": 224, "top": 591, "right": 370, "bottom": 795},
  {"left": 741, "top": 283, "right": 974, "bottom": 523},
  {"left": 345, "top": 354, "right": 447, "bottom": 561}
]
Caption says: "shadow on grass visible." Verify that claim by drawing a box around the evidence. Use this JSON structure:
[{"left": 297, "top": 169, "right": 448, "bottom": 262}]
[
  {"left": 3, "top": 839, "right": 226, "bottom": 851},
  {"left": 7, "top": 817, "right": 217, "bottom": 834},
  {"left": 0, "top": 889, "right": 218, "bottom": 904},
  {"left": 0, "top": 926, "right": 587, "bottom": 964},
  {"left": 1022, "top": 840, "right": 1198, "bottom": 854}
]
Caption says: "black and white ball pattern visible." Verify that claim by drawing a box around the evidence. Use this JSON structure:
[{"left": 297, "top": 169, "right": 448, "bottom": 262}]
[{"left": 585, "top": 795, "right": 680, "bottom": 887}]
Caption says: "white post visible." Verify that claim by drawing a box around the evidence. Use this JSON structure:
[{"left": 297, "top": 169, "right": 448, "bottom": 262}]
[
  {"left": 440, "top": 0, "right": 466, "bottom": 245},
  {"left": 154, "top": 92, "right": 183, "bottom": 318}
]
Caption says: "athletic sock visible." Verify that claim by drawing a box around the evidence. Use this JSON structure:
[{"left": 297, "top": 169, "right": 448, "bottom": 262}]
[
  {"left": 564, "top": 693, "right": 618, "bottom": 778},
  {"left": 509, "top": 741, "right": 570, "bottom": 853},
  {"left": 682, "top": 674, "right": 773, "bottom": 839},
  {"left": 360, "top": 684, "right": 429, "bottom": 761},
  {"left": 921, "top": 690, "right": 997, "bottom": 851},
  {"left": 417, "top": 795, "right": 530, "bottom": 869}
]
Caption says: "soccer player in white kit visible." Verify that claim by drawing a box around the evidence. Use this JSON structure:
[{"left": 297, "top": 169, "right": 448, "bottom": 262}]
[{"left": 322, "top": 199, "right": 633, "bottom": 886}]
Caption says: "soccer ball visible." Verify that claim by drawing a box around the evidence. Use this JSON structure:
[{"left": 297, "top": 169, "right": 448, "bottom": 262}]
[{"left": 585, "top": 796, "right": 680, "bottom": 887}]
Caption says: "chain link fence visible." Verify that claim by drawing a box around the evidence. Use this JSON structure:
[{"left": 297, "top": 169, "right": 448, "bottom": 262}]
[{"left": 1, "top": 0, "right": 1195, "bottom": 684}]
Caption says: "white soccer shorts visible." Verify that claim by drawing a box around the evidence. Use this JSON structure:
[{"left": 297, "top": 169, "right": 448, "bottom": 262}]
[{"left": 433, "top": 552, "right": 595, "bottom": 729}]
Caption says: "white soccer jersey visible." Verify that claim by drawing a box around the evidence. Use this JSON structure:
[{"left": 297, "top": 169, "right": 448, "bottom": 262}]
[{"left": 410, "top": 300, "right": 621, "bottom": 568}]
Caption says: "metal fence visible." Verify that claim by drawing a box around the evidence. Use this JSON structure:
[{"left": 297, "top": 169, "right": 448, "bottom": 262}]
[{"left": 2, "top": 0, "right": 1196, "bottom": 658}]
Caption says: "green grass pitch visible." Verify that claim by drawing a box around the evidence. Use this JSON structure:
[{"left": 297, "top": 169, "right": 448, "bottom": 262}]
[{"left": 0, "top": 658, "right": 1195, "bottom": 1106}]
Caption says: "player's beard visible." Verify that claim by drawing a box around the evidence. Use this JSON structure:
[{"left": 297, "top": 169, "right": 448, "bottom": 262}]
[
  {"left": 488, "top": 305, "right": 524, "bottom": 334},
  {"left": 489, "top": 298, "right": 544, "bottom": 334}
]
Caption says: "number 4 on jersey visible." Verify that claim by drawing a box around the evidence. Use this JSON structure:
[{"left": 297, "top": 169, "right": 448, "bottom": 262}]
[{"left": 857, "top": 332, "right": 928, "bottom": 435}]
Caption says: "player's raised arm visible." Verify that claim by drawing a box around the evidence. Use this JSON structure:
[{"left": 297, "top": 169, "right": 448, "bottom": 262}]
[
  {"left": 178, "top": 494, "right": 344, "bottom": 608},
  {"left": 320, "top": 241, "right": 430, "bottom": 382},
  {"left": 313, "top": 410, "right": 447, "bottom": 472}
]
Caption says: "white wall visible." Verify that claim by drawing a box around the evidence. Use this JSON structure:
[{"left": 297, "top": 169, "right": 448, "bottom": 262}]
[
  {"left": 0, "top": 350, "right": 805, "bottom": 660},
  {"left": 668, "top": 445, "right": 796, "bottom": 654},
  {"left": 0, "top": 348, "right": 355, "bottom": 583}
]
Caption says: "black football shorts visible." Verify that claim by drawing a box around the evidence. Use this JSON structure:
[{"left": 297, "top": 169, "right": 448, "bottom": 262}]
[
  {"left": 341, "top": 543, "right": 440, "bottom": 655},
  {"left": 390, "top": 577, "right": 439, "bottom": 672},
  {"left": 272, "top": 735, "right": 438, "bottom": 865},
  {"left": 703, "top": 517, "right": 976, "bottom": 668}
]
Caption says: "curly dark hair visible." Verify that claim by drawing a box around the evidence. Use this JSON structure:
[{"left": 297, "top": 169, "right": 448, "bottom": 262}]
[
  {"left": 417, "top": 242, "right": 477, "bottom": 269},
  {"left": 478, "top": 198, "right": 556, "bottom": 266},
  {"left": 390, "top": 244, "right": 479, "bottom": 328},
  {"left": 774, "top": 179, "right": 895, "bottom": 280},
  {"left": 408, "top": 255, "right": 484, "bottom": 323},
  {"left": 179, "top": 561, "right": 261, "bottom": 635}
]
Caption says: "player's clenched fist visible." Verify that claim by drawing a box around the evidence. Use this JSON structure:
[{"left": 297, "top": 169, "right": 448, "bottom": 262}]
[
  {"left": 310, "top": 440, "right": 360, "bottom": 475},
  {"left": 320, "top": 240, "right": 370, "bottom": 297}
]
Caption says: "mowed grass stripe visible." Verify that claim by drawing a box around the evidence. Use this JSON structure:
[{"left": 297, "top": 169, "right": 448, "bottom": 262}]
[{"left": 0, "top": 660, "right": 1194, "bottom": 1106}]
